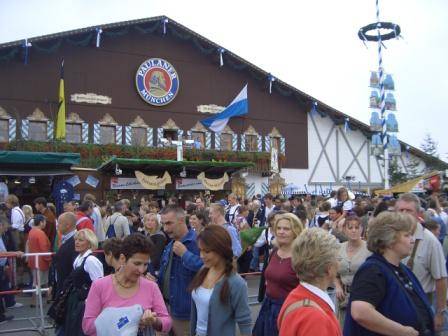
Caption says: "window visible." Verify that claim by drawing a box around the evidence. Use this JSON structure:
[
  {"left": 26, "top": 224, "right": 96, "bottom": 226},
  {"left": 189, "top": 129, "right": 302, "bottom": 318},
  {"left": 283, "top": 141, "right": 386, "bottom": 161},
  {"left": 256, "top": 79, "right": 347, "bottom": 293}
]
[
  {"left": 271, "top": 137, "right": 280, "bottom": 151},
  {"left": 29, "top": 121, "right": 47, "bottom": 141},
  {"left": 132, "top": 127, "right": 147, "bottom": 146},
  {"left": 221, "top": 133, "right": 232, "bottom": 151},
  {"left": 192, "top": 131, "right": 205, "bottom": 149},
  {"left": 100, "top": 125, "right": 115, "bottom": 145},
  {"left": 0, "top": 120, "right": 8, "bottom": 142},
  {"left": 66, "top": 123, "right": 82, "bottom": 143},
  {"left": 246, "top": 134, "right": 257, "bottom": 152}
]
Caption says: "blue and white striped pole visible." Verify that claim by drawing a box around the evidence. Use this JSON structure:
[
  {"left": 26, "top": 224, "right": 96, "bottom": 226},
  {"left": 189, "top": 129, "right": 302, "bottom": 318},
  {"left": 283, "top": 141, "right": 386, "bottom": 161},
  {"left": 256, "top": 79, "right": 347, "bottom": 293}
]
[{"left": 375, "top": 0, "right": 390, "bottom": 189}]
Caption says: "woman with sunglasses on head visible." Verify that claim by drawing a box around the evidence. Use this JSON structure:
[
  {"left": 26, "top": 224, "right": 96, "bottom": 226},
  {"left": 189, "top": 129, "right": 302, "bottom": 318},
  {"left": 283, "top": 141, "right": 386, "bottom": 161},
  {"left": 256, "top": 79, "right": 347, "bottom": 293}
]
[
  {"left": 189, "top": 225, "right": 252, "bottom": 336},
  {"left": 83, "top": 234, "right": 171, "bottom": 335},
  {"left": 335, "top": 215, "right": 371, "bottom": 325}
]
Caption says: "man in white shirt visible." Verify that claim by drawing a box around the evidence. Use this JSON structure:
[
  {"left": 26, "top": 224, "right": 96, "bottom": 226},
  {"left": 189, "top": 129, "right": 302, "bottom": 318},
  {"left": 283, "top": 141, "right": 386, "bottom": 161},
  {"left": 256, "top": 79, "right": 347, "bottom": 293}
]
[
  {"left": 5, "top": 195, "right": 24, "bottom": 250},
  {"left": 83, "top": 194, "right": 105, "bottom": 243},
  {"left": 262, "top": 193, "right": 275, "bottom": 226},
  {"left": 225, "top": 193, "right": 240, "bottom": 226}
]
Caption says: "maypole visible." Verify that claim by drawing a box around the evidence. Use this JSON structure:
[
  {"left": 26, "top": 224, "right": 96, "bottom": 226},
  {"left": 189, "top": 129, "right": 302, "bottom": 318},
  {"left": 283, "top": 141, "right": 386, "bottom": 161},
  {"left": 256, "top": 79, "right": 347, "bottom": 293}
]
[{"left": 359, "top": 0, "right": 401, "bottom": 189}]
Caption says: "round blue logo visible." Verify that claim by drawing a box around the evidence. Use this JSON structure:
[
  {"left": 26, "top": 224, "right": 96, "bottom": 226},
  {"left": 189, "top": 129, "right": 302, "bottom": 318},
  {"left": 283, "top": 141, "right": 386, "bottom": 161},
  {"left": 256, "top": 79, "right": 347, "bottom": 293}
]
[{"left": 135, "top": 58, "right": 180, "bottom": 106}]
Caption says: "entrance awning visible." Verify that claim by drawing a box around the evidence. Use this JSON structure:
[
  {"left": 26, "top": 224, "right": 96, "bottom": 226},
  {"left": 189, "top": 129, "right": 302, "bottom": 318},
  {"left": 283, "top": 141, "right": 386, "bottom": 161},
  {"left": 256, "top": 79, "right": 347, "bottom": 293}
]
[
  {"left": 0, "top": 151, "right": 80, "bottom": 177},
  {"left": 374, "top": 171, "right": 440, "bottom": 195},
  {"left": 0, "top": 151, "right": 80, "bottom": 165},
  {"left": 97, "top": 157, "right": 254, "bottom": 176}
]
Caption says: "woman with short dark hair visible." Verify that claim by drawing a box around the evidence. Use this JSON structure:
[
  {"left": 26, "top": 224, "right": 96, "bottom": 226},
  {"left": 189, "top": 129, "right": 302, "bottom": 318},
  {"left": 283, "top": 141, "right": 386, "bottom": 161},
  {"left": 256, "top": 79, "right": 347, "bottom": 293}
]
[
  {"left": 83, "top": 234, "right": 171, "bottom": 335},
  {"left": 344, "top": 211, "right": 434, "bottom": 336}
]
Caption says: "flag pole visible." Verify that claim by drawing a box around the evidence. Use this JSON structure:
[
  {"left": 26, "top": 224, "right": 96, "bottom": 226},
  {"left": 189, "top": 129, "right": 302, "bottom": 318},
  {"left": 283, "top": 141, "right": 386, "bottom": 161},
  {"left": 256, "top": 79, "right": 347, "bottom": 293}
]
[{"left": 55, "top": 59, "right": 66, "bottom": 141}]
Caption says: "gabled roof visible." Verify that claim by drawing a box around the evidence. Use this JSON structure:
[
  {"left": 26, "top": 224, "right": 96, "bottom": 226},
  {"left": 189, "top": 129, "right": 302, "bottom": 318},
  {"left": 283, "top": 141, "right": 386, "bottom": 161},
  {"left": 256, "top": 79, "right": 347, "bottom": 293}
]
[{"left": 0, "top": 15, "right": 445, "bottom": 167}]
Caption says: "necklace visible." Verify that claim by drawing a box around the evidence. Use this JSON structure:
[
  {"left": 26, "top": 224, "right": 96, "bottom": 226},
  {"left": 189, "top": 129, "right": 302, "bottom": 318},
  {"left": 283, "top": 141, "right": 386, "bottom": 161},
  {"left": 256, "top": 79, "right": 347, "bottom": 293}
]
[{"left": 114, "top": 274, "right": 134, "bottom": 289}]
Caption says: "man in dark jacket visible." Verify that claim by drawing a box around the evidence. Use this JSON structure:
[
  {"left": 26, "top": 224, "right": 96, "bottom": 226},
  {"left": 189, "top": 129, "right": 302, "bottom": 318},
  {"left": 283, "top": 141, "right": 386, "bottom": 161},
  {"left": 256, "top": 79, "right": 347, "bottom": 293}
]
[{"left": 50, "top": 212, "right": 78, "bottom": 297}]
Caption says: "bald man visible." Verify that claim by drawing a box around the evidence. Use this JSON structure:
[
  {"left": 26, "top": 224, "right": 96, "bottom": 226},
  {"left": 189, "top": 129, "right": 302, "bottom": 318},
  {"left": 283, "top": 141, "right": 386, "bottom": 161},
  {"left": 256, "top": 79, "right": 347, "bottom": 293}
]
[{"left": 51, "top": 212, "right": 79, "bottom": 296}]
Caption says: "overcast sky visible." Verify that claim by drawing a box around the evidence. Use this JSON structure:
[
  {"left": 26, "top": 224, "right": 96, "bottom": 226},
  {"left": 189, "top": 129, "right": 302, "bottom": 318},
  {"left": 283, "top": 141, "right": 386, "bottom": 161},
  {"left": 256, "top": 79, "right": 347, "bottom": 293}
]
[{"left": 1, "top": 0, "right": 447, "bottom": 160}]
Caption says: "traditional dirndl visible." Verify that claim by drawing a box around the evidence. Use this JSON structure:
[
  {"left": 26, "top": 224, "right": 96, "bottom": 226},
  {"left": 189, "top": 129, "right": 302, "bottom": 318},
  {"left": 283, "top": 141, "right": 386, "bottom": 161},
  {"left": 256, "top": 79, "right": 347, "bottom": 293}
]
[{"left": 252, "top": 296, "right": 284, "bottom": 336}]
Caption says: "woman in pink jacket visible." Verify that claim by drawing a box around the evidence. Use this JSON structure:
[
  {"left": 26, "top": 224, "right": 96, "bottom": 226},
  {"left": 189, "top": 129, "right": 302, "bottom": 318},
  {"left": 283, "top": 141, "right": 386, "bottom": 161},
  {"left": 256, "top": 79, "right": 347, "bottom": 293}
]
[{"left": 83, "top": 234, "right": 171, "bottom": 335}]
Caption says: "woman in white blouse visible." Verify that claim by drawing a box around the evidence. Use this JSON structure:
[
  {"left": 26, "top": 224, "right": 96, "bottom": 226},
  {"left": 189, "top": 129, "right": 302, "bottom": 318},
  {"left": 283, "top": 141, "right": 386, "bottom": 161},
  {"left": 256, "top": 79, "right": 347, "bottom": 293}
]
[{"left": 63, "top": 229, "right": 104, "bottom": 336}]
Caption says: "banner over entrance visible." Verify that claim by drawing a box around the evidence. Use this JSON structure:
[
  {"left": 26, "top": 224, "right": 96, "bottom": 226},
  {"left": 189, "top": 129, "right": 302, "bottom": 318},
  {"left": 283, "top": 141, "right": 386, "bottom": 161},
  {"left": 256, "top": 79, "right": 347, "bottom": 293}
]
[
  {"left": 197, "top": 172, "right": 229, "bottom": 191},
  {"left": 135, "top": 170, "right": 172, "bottom": 190}
]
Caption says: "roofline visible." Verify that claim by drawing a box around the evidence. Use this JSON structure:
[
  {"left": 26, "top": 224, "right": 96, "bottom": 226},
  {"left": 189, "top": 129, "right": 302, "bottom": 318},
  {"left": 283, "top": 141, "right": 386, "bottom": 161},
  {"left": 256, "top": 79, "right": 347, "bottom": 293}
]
[{"left": 1, "top": 15, "right": 446, "bottom": 168}]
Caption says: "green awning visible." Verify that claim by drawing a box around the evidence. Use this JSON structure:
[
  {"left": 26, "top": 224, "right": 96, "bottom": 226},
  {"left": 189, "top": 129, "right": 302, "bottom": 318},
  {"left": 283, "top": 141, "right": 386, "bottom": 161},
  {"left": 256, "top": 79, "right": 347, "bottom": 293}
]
[
  {"left": 97, "top": 156, "right": 254, "bottom": 176},
  {"left": 0, "top": 151, "right": 80, "bottom": 165}
]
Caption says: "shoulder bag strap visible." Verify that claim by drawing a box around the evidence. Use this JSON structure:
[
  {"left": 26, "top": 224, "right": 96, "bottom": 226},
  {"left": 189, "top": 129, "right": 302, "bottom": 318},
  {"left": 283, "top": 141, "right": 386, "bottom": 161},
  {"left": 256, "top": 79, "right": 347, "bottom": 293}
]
[
  {"left": 406, "top": 238, "right": 421, "bottom": 270},
  {"left": 279, "top": 298, "right": 325, "bottom": 327}
]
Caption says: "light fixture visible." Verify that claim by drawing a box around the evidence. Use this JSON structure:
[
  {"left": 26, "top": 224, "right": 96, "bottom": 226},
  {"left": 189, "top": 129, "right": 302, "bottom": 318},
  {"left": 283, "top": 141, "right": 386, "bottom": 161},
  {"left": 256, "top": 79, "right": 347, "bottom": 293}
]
[
  {"left": 14, "top": 179, "right": 21, "bottom": 185},
  {"left": 29, "top": 177, "right": 36, "bottom": 184},
  {"left": 115, "top": 164, "right": 122, "bottom": 176},
  {"left": 180, "top": 167, "right": 187, "bottom": 178}
]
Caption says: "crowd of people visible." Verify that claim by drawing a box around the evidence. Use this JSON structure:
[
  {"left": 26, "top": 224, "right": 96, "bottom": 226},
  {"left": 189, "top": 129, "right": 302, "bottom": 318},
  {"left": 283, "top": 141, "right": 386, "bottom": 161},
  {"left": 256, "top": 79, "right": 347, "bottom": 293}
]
[{"left": 0, "top": 188, "right": 448, "bottom": 335}]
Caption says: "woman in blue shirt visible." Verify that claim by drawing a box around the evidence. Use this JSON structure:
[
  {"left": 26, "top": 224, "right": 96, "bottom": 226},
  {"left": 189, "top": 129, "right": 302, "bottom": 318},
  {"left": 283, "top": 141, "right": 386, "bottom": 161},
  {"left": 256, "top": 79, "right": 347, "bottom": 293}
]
[{"left": 189, "top": 225, "right": 252, "bottom": 336}]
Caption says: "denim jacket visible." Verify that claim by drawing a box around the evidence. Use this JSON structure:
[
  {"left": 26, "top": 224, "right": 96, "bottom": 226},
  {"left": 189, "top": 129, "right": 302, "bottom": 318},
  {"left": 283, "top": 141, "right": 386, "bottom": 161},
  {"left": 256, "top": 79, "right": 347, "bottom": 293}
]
[{"left": 157, "top": 229, "right": 203, "bottom": 319}]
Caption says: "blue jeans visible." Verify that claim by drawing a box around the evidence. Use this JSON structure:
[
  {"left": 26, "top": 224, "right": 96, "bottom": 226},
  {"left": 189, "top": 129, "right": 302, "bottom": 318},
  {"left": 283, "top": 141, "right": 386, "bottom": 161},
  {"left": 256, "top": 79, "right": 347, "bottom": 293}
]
[{"left": 250, "top": 246, "right": 260, "bottom": 271}]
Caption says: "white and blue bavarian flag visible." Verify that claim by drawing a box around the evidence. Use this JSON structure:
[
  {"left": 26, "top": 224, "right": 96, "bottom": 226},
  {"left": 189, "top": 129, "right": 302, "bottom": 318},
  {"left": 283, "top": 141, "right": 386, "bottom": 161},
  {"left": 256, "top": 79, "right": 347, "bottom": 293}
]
[{"left": 201, "top": 84, "right": 248, "bottom": 133}]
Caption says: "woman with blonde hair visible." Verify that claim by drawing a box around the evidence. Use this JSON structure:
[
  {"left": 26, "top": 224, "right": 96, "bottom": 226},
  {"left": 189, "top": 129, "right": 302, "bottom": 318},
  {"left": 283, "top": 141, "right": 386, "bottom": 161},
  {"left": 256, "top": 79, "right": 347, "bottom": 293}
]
[
  {"left": 335, "top": 215, "right": 371, "bottom": 324},
  {"left": 62, "top": 229, "right": 103, "bottom": 336},
  {"left": 22, "top": 205, "right": 34, "bottom": 233},
  {"left": 344, "top": 211, "right": 433, "bottom": 336},
  {"left": 253, "top": 212, "right": 304, "bottom": 336},
  {"left": 278, "top": 228, "right": 342, "bottom": 335},
  {"left": 142, "top": 213, "right": 166, "bottom": 275}
]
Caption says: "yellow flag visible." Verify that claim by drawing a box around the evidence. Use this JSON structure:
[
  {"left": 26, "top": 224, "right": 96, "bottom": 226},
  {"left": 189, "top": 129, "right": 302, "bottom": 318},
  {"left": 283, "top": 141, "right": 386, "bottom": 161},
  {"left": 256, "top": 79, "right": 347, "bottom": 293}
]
[{"left": 55, "top": 59, "right": 66, "bottom": 140}]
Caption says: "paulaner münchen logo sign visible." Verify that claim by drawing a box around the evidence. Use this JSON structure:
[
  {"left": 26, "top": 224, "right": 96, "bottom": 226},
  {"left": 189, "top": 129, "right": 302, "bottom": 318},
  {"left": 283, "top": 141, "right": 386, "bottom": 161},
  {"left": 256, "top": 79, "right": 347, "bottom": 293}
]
[{"left": 135, "top": 58, "right": 180, "bottom": 106}]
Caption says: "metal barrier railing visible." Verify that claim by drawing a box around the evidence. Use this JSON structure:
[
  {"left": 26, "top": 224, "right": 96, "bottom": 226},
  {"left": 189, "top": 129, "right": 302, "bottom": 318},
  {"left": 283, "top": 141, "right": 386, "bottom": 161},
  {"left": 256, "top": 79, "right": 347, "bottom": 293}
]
[
  {"left": 0, "top": 251, "right": 263, "bottom": 335},
  {"left": 0, "top": 251, "right": 53, "bottom": 335}
]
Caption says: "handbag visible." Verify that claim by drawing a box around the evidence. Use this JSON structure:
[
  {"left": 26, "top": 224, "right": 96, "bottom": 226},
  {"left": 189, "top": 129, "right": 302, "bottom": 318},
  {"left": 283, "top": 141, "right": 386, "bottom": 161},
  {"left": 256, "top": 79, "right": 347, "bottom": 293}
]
[{"left": 48, "top": 282, "right": 74, "bottom": 325}]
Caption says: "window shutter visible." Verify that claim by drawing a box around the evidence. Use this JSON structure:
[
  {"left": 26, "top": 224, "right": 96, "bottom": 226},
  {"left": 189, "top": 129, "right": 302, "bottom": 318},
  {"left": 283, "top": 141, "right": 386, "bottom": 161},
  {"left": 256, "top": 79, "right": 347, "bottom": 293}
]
[
  {"left": 264, "top": 135, "right": 270, "bottom": 152},
  {"left": 125, "top": 126, "right": 132, "bottom": 146},
  {"left": 146, "top": 128, "right": 153, "bottom": 147},
  {"left": 205, "top": 131, "right": 211, "bottom": 149},
  {"left": 21, "top": 120, "right": 29, "bottom": 140},
  {"left": 93, "top": 123, "right": 101, "bottom": 144},
  {"left": 8, "top": 119, "right": 16, "bottom": 142},
  {"left": 47, "top": 120, "right": 54, "bottom": 140},
  {"left": 157, "top": 127, "right": 164, "bottom": 147},
  {"left": 246, "top": 182, "right": 255, "bottom": 200},
  {"left": 232, "top": 134, "right": 238, "bottom": 151},
  {"left": 257, "top": 134, "right": 262, "bottom": 152},
  {"left": 115, "top": 125, "right": 122, "bottom": 145},
  {"left": 280, "top": 137, "right": 286, "bottom": 155},
  {"left": 240, "top": 134, "right": 246, "bottom": 151},
  {"left": 82, "top": 123, "right": 89, "bottom": 144},
  {"left": 215, "top": 133, "right": 221, "bottom": 150},
  {"left": 261, "top": 182, "right": 269, "bottom": 196}
]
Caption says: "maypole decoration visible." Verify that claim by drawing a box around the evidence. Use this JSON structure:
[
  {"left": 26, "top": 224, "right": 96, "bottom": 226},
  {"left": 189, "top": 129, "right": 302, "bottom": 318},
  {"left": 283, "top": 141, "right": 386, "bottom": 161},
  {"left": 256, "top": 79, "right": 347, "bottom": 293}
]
[{"left": 358, "top": 0, "right": 401, "bottom": 189}]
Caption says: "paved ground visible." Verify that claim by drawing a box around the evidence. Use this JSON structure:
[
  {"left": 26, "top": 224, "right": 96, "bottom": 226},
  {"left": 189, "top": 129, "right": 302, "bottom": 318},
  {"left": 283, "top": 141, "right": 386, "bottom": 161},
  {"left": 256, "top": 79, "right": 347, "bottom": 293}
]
[{"left": 0, "top": 275, "right": 262, "bottom": 335}]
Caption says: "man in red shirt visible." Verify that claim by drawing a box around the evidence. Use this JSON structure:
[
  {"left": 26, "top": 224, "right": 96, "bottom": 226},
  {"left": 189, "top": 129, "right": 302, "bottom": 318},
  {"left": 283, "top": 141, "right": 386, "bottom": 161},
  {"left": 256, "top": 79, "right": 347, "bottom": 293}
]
[
  {"left": 33, "top": 197, "right": 57, "bottom": 247},
  {"left": 75, "top": 200, "right": 94, "bottom": 232}
]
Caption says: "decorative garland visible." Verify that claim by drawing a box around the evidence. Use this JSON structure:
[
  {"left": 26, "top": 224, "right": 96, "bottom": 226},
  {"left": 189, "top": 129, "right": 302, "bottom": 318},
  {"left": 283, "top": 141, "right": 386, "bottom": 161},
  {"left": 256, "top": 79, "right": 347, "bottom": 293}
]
[
  {"left": 134, "top": 21, "right": 161, "bottom": 34},
  {"left": 0, "top": 141, "right": 286, "bottom": 170},
  {"left": 358, "top": 22, "right": 401, "bottom": 42},
  {"left": 66, "top": 32, "right": 94, "bottom": 47},
  {"left": 33, "top": 39, "right": 63, "bottom": 53},
  {"left": 0, "top": 47, "right": 18, "bottom": 62}
]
